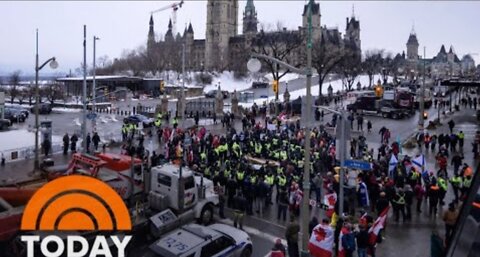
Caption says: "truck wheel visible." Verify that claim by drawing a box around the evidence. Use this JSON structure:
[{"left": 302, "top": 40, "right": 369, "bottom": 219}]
[
  {"left": 392, "top": 113, "right": 399, "bottom": 119},
  {"left": 199, "top": 204, "right": 214, "bottom": 225},
  {"left": 382, "top": 113, "right": 388, "bottom": 118},
  {"left": 241, "top": 246, "right": 252, "bottom": 257}
]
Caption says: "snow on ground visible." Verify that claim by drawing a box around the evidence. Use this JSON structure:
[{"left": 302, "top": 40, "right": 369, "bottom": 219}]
[
  {"left": 0, "top": 129, "right": 62, "bottom": 152},
  {"left": 239, "top": 74, "right": 394, "bottom": 107},
  {"left": 201, "top": 71, "right": 304, "bottom": 94},
  {"left": 202, "top": 72, "right": 253, "bottom": 93},
  {"left": 52, "top": 107, "right": 81, "bottom": 113},
  {"left": 264, "top": 73, "right": 301, "bottom": 82}
]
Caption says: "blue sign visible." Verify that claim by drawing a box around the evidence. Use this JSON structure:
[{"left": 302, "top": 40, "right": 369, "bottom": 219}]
[
  {"left": 344, "top": 159, "right": 371, "bottom": 170},
  {"left": 86, "top": 112, "right": 97, "bottom": 120}
]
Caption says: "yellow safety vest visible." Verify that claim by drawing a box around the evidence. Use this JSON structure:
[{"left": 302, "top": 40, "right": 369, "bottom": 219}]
[
  {"left": 394, "top": 193, "right": 406, "bottom": 205},
  {"left": 237, "top": 171, "right": 245, "bottom": 181},
  {"left": 278, "top": 176, "right": 287, "bottom": 186},
  {"left": 265, "top": 175, "right": 274, "bottom": 185}
]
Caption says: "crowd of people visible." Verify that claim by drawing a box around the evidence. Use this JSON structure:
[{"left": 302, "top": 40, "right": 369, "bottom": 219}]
[{"left": 115, "top": 99, "right": 474, "bottom": 257}]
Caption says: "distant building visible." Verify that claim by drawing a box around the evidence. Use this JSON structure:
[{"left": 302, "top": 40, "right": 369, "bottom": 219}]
[
  {"left": 395, "top": 28, "right": 475, "bottom": 78},
  {"left": 147, "top": 0, "right": 361, "bottom": 73}
]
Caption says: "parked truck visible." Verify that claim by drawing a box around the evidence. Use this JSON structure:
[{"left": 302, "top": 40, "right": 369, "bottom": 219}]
[{"left": 347, "top": 96, "right": 407, "bottom": 119}]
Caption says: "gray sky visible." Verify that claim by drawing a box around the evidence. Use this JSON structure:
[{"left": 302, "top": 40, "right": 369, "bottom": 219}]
[{"left": 1, "top": 1, "right": 479, "bottom": 76}]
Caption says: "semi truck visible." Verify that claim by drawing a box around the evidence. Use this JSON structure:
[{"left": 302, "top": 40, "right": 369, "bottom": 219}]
[
  {"left": 346, "top": 96, "right": 408, "bottom": 119},
  {"left": 0, "top": 153, "right": 219, "bottom": 244}
]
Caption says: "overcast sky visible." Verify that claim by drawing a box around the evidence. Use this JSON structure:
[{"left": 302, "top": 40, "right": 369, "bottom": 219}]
[{"left": 1, "top": 1, "right": 479, "bottom": 76}]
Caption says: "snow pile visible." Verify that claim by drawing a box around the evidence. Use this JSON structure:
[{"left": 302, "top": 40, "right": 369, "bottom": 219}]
[
  {"left": 202, "top": 72, "right": 253, "bottom": 93},
  {"left": 0, "top": 129, "right": 62, "bottom": 152}
]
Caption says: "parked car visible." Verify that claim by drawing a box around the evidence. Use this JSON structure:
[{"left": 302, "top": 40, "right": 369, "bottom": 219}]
[
  {"left": 6, "top": 105, "right": 29, "bottom": 118},
  {"left": 0, "top": 119, "right": 11, "bottom": 130},
  {"left": 30, "top": 103, "right": 52, "bottom": 114},
  {"left": 145, "top": 223, "right": 252, "bottom": 257},
  {"left": 4, "top": 108, "right": 26, "bottom": 123},
  {"left": 252, "top": 81, "right": 268, "bottom": 88},
  {"left": 123, "top": 114, "right": 154, "bottom": 127},
  {"left": 205, "top": 90, "right": 229, "bottom": 99}
]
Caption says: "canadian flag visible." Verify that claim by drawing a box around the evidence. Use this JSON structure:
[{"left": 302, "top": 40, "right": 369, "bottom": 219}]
[
  {"left": 323, "top": 192, "right": 337, "bottom": 218},
  {"left": 368, "top": 206, "right": 390, "bottom": 245},
  {"left": 308, "top": 223, "right": 334, "bottom": 257},
  {"left": 337, "top": 227, "right": 349, "bottom": 257}
]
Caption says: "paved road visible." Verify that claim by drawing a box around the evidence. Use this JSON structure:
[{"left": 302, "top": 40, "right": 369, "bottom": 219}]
[{"left": 1, "top": 90, "right": 477, "bottom": 257}]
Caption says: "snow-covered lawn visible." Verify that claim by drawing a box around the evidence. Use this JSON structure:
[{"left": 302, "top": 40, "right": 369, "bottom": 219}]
[{"left": 239, "top": 74, "right": 394, "bottom": 107}]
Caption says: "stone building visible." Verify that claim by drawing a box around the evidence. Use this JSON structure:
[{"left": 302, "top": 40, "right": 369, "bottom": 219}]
[
  {"left": 395, "top": 29, "right": 475, "bottom": 78},
  {"left": 147, "top": 0, "right": 361, "bottom": 72}
]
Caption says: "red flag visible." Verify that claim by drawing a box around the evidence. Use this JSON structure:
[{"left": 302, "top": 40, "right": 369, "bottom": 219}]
[
  {"left": 368, "top": 206, "right": 390, "bottom": 245},
  {"left": 308, "top": 223, "right": 334, "bottom": 257}
]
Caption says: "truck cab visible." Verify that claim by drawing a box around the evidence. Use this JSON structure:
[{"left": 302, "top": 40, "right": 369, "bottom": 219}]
[{"left": 148, "top": 164, "right": 219, "bottom": 227}]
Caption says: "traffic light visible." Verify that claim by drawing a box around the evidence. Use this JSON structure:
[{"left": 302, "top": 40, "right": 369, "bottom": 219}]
[
  {"left": 160, "top": 81, "right": 165, "bottom": 92},
  {"left": 272, "top": 80, "right": 279, "bottom": 94},
  {"left": 374, "top": 85, "right": 383, "bottom": 98}
]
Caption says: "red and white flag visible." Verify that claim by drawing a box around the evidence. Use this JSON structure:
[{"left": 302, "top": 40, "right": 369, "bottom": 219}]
[
  {"left": 368, "top": 206, "right": 390, "bottom": 245},
  {"left": 308, "top": 223, "right": 334, "bottom": 257},
  {"left": 323, "top": 192, "right": 337, "bottom": 218}
]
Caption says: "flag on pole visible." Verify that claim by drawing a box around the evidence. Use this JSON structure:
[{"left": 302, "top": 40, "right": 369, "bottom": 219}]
[
  {"left": 309, "top": 223, "right": 334, "bottom": 257},
  {"left": 388, "top": 155, "right": 398, "bottom": 178},
  {"left": 368, "top": 206, "right": 390, "bottom": 245},
  {"left": 388, "top": 154, "right": 398, "bottom": 172},
  {"left": 412, "top": 155, "right": 425, "bottom": 172}
]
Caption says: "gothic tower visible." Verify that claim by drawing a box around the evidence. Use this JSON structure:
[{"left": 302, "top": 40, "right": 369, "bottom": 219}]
[
  {"left": 345, "top": 7, "right": 361, "bottom": 55},
  {"left": 243, "top": 0, "right": 257, "bottom": 36},
  {"left": 205, "top": 0, "right": 239, "bottom": 71},
  {"left": 302, "top": 0, "right": 321, "bottom": 42},
  {"left": 184, "top": 23, "right": 195, "bottom": 69},
  {"left": 147, "top": 15, "right": 155, "bottom": 52},
  {"left": 406, "top": 27, "right": 419, "bottom": 61},
  {"left": 165, "top": 19, "right": 174, "bottom": 43}
]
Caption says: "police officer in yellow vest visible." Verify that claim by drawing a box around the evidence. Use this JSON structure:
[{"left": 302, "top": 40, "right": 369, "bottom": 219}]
[
  {"left": 449, "top": 175, "right": 462, "bottom": 202},
  {"left": 461, "top": 175, "right": 472, "bottom": 199},
  {"left": 276, "top": 173, "right": 287, "bottom": 202},
  {"left": 393, "top": 188, "right": 406, "bottom": 222},
  {"left": 438, "top": 176, "right": 448, "bottom": 205},
  {"left": 265, "top": 173, "right": 275, "bottom": 205},
  {"left": 172, "top": 116, "right": 178, "bottom": 128}
]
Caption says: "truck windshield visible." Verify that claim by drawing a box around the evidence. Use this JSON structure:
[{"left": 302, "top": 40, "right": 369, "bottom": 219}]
[{"left": 184, "top": 176, "right": 195, "bottom": 190}]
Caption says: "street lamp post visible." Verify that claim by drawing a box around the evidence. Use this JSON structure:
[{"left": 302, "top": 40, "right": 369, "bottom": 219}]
[
  {"left": 418, "top": 47, "right": 426, "bottom": 154},
  {"left": 34, "top": 29, "right": 58, "bottom": 171},
  {"left": 82, "top": 25, "right": 87, "bottom": 153},
  {"left": 92, "top": 36, "right": 100, "bottom": 132},
  {"left": 247, "top": 4, "right": 314, "bottom": 249}
]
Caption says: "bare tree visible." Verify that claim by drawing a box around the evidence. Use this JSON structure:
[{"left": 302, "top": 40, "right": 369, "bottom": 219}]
[
  {"left": 362, "top": 49, "right": 384, "bottom": 88},
  {"left": 8, "top": 70, "right": 21, "bottom": 104},
  {"left": 337, "top": 49, "right": 361, "bottom": 91},
  {"left": 251, "top": 23, "right": 304, "bottom": 82},
  {"left": 311, "top": 40, "right": 346, "bottom": 99},
  {"left": 27, "top": 84, "right": 35, "bottom": 105},
  {"left": 43, "top": 82, "right": 65, "bottom": 105}
]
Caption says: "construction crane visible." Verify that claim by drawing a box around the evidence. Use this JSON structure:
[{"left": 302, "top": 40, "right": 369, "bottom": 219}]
[{"left": 151, "top": 0, "right": 184, "bottom": 36}]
